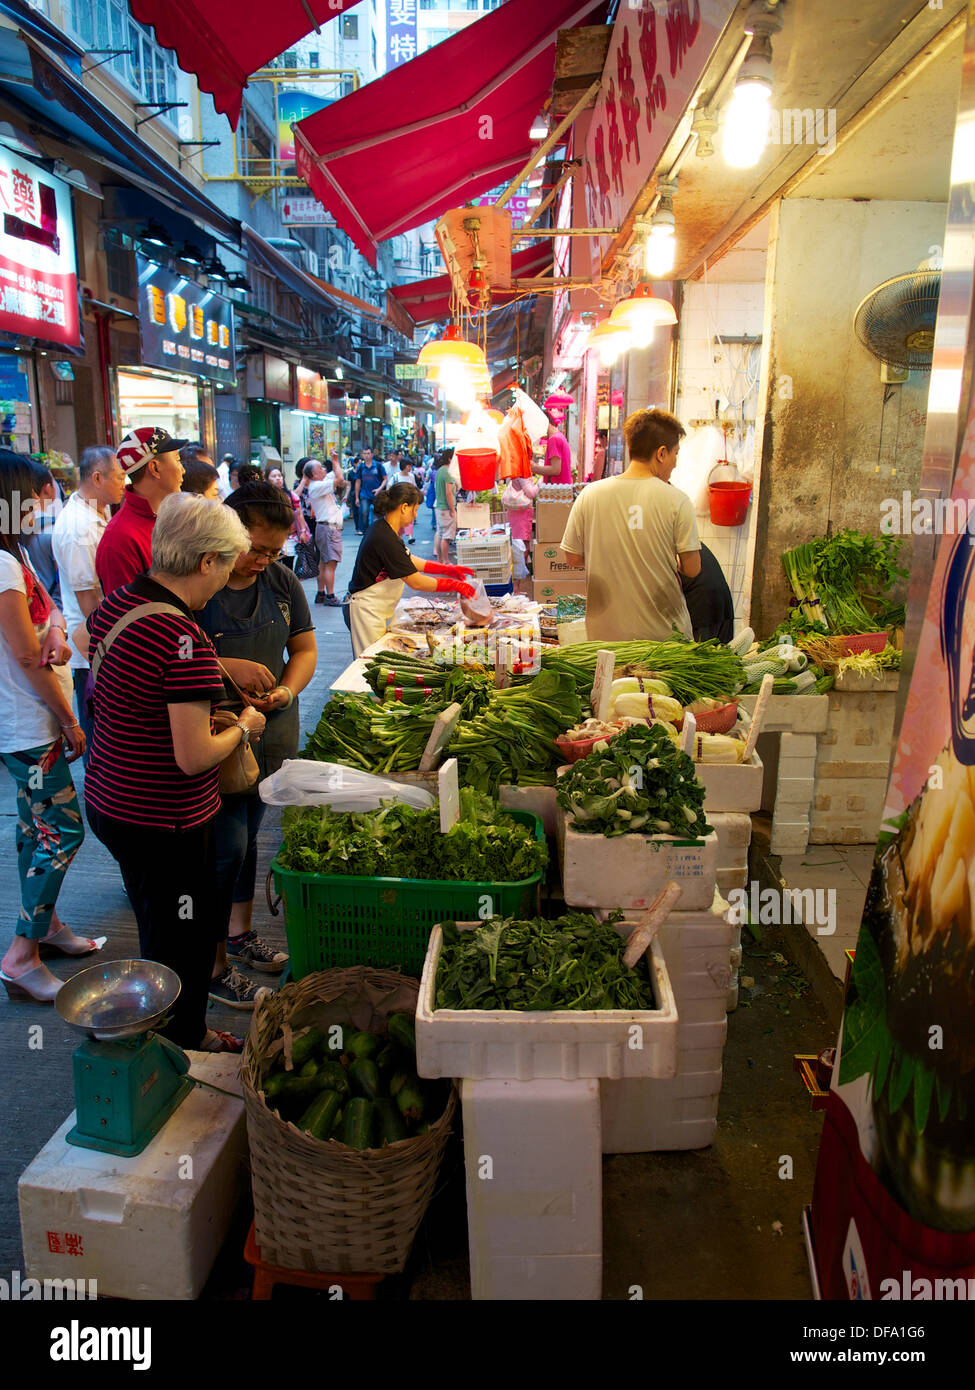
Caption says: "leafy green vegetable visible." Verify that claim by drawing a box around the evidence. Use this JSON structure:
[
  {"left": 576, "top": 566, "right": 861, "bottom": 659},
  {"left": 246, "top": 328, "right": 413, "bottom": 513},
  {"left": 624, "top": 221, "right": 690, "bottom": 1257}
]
[
  {"left": 782, "top": 531, "right": 907, "bottom": 635},
  {"left": 541, "top": 633, "right": 745, "bottom": 705},
  {"left": 435, "top": 912, "right": 657, "bottom": 1012},
  {"left": 278, "top": 788, "right": 547, "bottom": 883},
  {"left": 556, "top": 722, "right": 711, "bottom": 840}
]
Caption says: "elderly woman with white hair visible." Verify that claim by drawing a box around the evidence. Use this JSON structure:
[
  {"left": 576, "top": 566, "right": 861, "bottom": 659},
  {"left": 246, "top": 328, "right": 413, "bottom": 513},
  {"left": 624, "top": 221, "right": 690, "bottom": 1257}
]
[{"left": 83, "top": 492, "right": 266, "bottom": 1052}]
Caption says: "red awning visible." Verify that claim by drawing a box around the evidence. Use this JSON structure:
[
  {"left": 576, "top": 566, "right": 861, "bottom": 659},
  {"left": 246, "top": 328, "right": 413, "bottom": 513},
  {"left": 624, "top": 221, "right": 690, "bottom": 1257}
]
[
  {"left": 127, "top": 0, "right": 359, "bottom": 128},
  {"left": 294, "top": 0, "right": 604, "bottom": 266},
  {"left": 391, "top": 243, "right": 554, "bottom": 326}
]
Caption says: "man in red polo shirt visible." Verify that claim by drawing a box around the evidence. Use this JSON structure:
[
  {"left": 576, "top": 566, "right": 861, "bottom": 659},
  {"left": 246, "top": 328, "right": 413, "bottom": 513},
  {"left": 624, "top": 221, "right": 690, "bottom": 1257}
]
[{"left": 95, "top": 427, "right": 186, "bottom": 596}]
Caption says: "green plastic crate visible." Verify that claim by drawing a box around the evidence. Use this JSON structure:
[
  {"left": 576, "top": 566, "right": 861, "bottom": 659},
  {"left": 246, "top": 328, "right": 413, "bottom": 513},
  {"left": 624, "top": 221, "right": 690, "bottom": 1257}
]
[{"left": 272, "top": 811, "right": 545, "bottom": 979}]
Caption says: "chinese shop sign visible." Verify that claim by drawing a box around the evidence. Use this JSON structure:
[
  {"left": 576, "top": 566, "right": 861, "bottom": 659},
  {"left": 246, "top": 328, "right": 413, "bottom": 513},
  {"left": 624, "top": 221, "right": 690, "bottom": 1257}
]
[
  {"left": 136, "top": 253, "right": 236, "bottom": 385},
  {"left": 0, "top": 149, "right": 79, "bottom": 347},
  {"left": 386, "top": 0, "right": 418, "bottom": 69},
  {"left": 584, "top": 0, "right": 735, "bottom": 271}
]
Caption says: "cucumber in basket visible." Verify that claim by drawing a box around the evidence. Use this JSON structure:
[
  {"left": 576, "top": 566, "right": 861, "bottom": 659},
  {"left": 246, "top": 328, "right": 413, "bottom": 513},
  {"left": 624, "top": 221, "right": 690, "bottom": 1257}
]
[
  {"left": 349, "top": 1058, "right": 381, "bottom": 1100},
  {"left": 373, "top": 1097, "right": 408, "bottom": 1146},
  {"left": 343, "top": 1097, "right": 375, "bottom": 1150},
  {"left": 386, "top": 1012, "right": 416, "bottom": 1054},
  {"left": 299, "top": 1089, "right": 343, "bottom": 1142}
]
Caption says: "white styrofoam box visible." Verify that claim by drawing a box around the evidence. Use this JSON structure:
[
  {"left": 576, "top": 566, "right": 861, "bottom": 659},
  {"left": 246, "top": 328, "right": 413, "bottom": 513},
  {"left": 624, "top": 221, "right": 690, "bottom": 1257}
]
[
  {"left": 738, "top": 694, "right": 829, "bottom": 732},
  {"left": 709, "top": 811, "right": 753, "bottom": 852},
  {"left": 779, "top": 732, "right": 819, "bottom": 758},
  {"left": 677, "top": 1017, "right": 728, "bottom": 1050},
  {"left": 601, "top": 1073, "right": 722, "bottom": 1153},
  {"left": 558, "top": 810, "right": 719, "bottom": 912},
  {"left": 462, "top": 1077, "right": 602, "bottom": 1299},
  {"left": 771, "top": 820, "right": 811, "bottom": 855},
  {"left": 777, "top": 775, "right": 815, "bottom": 804},
  {"left": 416, "top": 924, "right": 678, "bottom": 1081},
  {"left": 499, "top": 782, "right": 557, "bottom": 837},
  {"left": 731, "top": 924, "right": 742, "bottom": 951},
  {"left": 19, "top": 1053, "right": 246, "bottom": 1301},
  {"left": 696, "top": 752, "right": 764, "bottom": 813},
  {"left": 778, "top": 754, "right": 818, "bottom": 781},
  {"left": 717, "top": 866, "right": 747, "bottom": 895},
  {"left": 730, "top": 944, "right": 742, "bottom": 968},
  {"left": 475, "top": 1252, "right": 603, "bottom": 1301},
  {"left": 678, "top": 1045, "right": 727, "bottom": 1073},
  {"left": 726, "top": 982, "right": 739, "bottom": 1012}
]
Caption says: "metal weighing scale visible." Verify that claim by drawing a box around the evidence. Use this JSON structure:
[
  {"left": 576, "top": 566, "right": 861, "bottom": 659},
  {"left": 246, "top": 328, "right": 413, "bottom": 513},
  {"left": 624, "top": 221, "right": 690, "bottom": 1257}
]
[{"left": 56, "top": 960, "right": 194, "bottom": 1157}]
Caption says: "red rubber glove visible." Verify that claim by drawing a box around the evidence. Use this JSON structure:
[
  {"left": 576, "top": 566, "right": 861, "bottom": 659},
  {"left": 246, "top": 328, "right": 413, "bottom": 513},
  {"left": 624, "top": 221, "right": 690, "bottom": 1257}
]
[
  {"left": 435, "top": 577, "right": 476, "bottom": 598},
  {"left": 425, "top": 560, "right": 475, "bottom": 579}
]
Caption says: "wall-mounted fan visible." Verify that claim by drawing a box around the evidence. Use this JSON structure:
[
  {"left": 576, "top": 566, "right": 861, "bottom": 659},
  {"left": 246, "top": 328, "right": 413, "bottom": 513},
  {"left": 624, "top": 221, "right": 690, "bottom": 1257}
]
[{"left": 853, "top": 262, "right": 942, "bottom": 379}]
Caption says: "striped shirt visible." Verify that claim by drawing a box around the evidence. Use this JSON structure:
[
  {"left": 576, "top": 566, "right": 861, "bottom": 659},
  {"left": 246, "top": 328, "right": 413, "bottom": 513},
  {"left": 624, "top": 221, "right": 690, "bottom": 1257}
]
[{"left": 84, "top": 575, "right": 226, "bottom": 830}]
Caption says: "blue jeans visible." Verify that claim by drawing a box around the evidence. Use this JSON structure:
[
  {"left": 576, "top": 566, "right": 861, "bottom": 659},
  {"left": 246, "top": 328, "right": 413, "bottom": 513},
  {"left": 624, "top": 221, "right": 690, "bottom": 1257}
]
[
  {"left": 214, "top": 793, "right": 267, "bottom": 937},
  {"left": 358, "top": 497, "right": 375, "bottom": 531},
  {"left": 73, "top": 669, "right": 94, "bottom": 761}
]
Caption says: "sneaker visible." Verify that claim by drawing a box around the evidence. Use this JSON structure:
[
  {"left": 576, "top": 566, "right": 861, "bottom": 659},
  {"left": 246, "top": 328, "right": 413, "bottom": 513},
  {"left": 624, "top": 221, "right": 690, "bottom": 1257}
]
[
  {"left": 199, "top": 1028, "right": 244, "bottom": 1053},
  {"left": 325, "top": 593, "right": 341, "bottom": 607},
  {"left": 226, "top": 931, "right": 289, "bottom": 974},
  {"left": 315, "top": 592, "right": 327, "bottom": 606},
  {"left": 208, "top": 965, "right": 272, "bottom": 1010}
]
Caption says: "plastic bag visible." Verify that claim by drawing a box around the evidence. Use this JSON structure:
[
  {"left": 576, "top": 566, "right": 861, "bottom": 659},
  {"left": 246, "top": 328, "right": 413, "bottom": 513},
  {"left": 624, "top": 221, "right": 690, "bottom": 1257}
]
[
  {"left": 459, "top": 577, "right": 493, "bottom": 626},
  {"left": 259, "top": 760, "right": 435, "bottom": 810},
  {"left": 512, "top": 387, "right": 549, "bottom": 447},
  {"left": 511, "top": 537, "right": 528, "bottom": 580}
]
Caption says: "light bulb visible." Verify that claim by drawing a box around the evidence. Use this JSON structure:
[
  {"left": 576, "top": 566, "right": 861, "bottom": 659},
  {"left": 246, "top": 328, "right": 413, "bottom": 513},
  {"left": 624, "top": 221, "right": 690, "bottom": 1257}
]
[
  {"left": 529, "top": 112, "right": 548, "bottom": 140},
  {"left": 597, "top": 342, "right": 621, "bottom": 367},
  {"left": 721, "top": 80, "right": 771, "bottom": 168},
  {"left": 627, "top": 312, "right": 657, "bottom": 350},
  {"left": 645, "top": 226, "right": 676, "bottom": 278}
]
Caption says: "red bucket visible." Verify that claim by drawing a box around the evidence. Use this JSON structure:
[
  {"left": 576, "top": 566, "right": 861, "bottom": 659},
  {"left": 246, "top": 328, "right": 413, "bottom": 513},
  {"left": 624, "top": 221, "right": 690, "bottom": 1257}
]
[
  {"left": 708, "top": 480, "right": 752, "bottom": 526},
  {"left": 456, "top": 447, "right": 498, "bottom": 490}
]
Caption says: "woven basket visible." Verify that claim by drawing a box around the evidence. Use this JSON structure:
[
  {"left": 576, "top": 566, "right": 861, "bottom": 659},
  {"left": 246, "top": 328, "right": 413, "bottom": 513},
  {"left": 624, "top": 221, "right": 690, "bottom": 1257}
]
[{"left": 241, "top": 967, "right": 456, "bottom": 1275}]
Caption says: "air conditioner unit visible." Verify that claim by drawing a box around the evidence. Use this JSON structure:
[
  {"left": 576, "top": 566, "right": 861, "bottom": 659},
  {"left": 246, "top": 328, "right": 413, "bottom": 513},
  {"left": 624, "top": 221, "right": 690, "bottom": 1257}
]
[
  {"left": 283, "top": 50, "right": 298, "bottom": 70},
  {"left": 358, "top": 347, "right": 376, "bottom": 372},
  {"left": 300, "top": 248, "right": 319, "bottom": 277}
]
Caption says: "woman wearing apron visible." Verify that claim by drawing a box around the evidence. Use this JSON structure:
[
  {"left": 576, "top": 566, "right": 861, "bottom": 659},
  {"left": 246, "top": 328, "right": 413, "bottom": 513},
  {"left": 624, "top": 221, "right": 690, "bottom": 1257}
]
[
  {"left": 198, "top": 483, "right": 318, "bottom": 1010},
  {"left": 343, "top": 482, "right": 475, "bottom": 657}
]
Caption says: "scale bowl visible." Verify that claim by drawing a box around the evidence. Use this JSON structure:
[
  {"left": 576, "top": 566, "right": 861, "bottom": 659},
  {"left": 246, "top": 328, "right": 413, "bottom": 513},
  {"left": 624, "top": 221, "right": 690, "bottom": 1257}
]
[{"left": 56, "top": 959, "right": 182, "bottom": 1041}]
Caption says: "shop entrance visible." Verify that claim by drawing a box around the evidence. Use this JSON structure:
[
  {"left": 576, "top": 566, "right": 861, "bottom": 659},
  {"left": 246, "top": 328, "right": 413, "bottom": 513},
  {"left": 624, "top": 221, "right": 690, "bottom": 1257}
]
[{"left": 117, "top": 369, "right": 201, "bottom": 443}]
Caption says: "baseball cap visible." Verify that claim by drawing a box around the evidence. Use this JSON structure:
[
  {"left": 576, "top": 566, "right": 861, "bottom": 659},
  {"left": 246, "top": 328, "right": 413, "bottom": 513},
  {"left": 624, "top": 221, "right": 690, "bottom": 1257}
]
[{"left": 116, "top": 426, "right": 189, "bottom": 476}]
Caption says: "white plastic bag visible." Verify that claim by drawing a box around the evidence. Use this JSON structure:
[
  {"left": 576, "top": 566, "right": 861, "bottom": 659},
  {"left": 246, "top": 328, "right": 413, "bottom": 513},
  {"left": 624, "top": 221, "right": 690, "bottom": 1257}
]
[
  {"left": 460, "top": 577, "right": 493, "bottom": 626},
  {"left": 512, "top": 387, "right": 549, "bottom": 447},
  {"left": 511, "top": 537, "right": 528, "bottom": 579},
  {"left": 259, "top": 760, "right": 435, "bottom": 810}
]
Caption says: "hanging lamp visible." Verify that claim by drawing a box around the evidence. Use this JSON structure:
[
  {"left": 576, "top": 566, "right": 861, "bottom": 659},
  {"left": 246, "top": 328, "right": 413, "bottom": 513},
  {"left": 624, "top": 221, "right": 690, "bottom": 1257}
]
[
  {"left": 587, "top": 320, "right": 632, "bottom": 368},
  {"left": 417, "top": 324, "right": 487, "bottom": 372},
  {"left": 609, "top": 284, "right": 677, "bottom": 349}
]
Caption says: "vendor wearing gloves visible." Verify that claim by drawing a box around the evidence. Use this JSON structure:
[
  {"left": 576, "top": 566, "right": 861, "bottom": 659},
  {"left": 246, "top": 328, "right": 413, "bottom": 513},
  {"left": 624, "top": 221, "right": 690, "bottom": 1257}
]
[{"left": 343, "top": 482, "right": 475, "bottom": 657}]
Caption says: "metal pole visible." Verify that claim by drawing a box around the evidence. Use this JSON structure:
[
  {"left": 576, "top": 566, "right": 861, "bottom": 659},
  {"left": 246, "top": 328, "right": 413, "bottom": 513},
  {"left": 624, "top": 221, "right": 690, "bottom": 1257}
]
[{"left": 494, "top": 80, "right": 601, "bottom": 211}]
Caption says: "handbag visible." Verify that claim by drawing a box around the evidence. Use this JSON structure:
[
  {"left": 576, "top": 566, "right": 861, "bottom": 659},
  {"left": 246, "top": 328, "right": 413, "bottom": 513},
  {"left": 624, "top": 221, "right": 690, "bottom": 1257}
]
[
  {"left": 90, "top": 602, "right": 259, "bottom": 793},
  {"left": 294, "top": 537, "right": 320, "bottom": 580}
]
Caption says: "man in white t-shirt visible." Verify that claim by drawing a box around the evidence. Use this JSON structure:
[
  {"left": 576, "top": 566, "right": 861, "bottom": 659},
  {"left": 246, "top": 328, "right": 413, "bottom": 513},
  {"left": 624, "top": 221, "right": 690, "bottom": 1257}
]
[
  {"left": 51, "top": 445, "right": 127, "bottom": 750},
  {"left": 296, "top": 459, "right": 344, "bottom": 606},
  {"left": 560, "top": 407, "right": 701, "bottom": 642}
]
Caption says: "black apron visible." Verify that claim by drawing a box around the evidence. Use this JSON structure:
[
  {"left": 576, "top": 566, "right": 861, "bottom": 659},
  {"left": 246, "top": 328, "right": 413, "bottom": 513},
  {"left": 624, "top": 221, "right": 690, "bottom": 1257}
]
[{"left": 198, "top": 572, "right": 299, "bottom": 790}]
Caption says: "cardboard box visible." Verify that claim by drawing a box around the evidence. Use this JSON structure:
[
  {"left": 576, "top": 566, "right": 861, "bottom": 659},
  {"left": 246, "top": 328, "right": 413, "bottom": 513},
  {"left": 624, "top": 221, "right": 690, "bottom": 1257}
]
[
  {"left": 534, "top": 499, "right": 574, "bottom": 542},
  {"left": 457, "top": 502, "right": 490, "bottom": 529},
  {"left": 532, "top": 540, "right": 580, "bottom": 581},
  {"left": 533, "top": 578, "right": 587, "bottom": 602}
]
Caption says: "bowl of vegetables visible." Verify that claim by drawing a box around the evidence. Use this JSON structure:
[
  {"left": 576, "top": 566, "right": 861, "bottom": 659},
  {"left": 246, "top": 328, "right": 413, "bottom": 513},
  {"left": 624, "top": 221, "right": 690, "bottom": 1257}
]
[
  {"left": 554, "top": 718, "right": 624, "bottom": 762},
  {"left": 676, "top": 698, "right": 739, "bottom": 734}
]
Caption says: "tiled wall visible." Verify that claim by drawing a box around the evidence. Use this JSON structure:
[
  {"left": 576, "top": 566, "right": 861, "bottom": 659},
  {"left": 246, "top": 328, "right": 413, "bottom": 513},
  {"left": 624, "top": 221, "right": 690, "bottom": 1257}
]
[{"left": 674, "top": 280, "right": 767, "bottom": 628}]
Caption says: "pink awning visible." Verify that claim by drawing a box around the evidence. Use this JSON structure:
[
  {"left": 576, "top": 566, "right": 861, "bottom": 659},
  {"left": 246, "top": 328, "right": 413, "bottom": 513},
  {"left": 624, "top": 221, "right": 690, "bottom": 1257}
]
[
  {"left": 294, "top": 0, "right": 604, "bottom": 266},
  {"left": 127, "top": 0, "right": 359, "bottom": 128},
  {"left": 391, "top": 243, "right": 554, "bottom": 326}
]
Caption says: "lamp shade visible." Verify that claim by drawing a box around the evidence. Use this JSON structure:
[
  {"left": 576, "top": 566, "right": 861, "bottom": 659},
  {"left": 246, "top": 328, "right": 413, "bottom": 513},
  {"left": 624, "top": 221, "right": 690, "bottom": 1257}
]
[
  {"left": 587, "top": 319, "right": 632, "bottom": 366},
  {"left": 417, "top": 324, "right": 487, "bottom": 371}
]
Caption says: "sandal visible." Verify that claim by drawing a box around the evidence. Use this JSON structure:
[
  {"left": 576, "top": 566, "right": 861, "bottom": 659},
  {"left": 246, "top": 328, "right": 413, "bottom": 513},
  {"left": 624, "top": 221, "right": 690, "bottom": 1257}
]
[
  {"left": 1, "top": 964, "right": 65, "bottom": 1003},
  {"left": 198, "top": 1028, "right": 244, "bottom": 1053},
  {"left": 38, "top": 924, "right": 104, "bottom": 959}
]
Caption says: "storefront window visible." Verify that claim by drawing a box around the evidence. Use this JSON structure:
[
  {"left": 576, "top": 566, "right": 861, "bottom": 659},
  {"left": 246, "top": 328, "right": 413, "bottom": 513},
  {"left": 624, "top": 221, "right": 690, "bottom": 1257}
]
[{"left": 117, "top": 370, "right": 200, "bottom": 442}]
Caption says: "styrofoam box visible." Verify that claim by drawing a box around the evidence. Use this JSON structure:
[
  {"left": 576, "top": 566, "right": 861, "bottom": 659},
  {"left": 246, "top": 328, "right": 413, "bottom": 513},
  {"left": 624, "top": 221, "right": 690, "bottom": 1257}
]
[
  {"left": 19, "top": 1053, "right": 246, "bottom": 1301},
  {"left": 477, "top": 1252, "right": 603, "bottom": 1301},
  {"left": 461, "top": 1078, "right": 601, "bottom": 1261},
  {"left": 558, "top": 810, "right": 719, "bottom": 912},
  {"left": 677, "top": 1017, "right": 728, "bottom": 1050},
  {"left": 697, "top": 752, "right": 764, "bottom": 813},
  {"left": 416, "top": 923, "right": 678, "bottom": 1081},
  {"left": 601, "top": 1073, "right": 721, "bottom": 1153},
  {"left": 499, "top": 782, "right": 558, "bottom": 837}
]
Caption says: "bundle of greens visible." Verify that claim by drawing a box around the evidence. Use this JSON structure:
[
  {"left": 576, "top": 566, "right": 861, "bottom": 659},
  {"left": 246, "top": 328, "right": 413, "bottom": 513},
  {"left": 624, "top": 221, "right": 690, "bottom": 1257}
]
[
  {"left": 449, "top": 669, "right": 582, "bottom": 793},
  {"left": 781, "top": 530, "right": 907, "bottom": 635},
  {"left": 279, "top": 788, "right": 547, "bottom": 883},
  {"left": 556, "top": 722, "right": 711, "bottom": 839},
  {"left": 302, "top": 692, "right": 445, "bottom": 773},
  {"left": 541, "top": 633, "right": 746, "bottom": 705},
  {"left": 435, "top": 912, "right": 656, "bottom": 1012},
  {"left": 364, "top": 655, "right": 494, "bottom": 718}
]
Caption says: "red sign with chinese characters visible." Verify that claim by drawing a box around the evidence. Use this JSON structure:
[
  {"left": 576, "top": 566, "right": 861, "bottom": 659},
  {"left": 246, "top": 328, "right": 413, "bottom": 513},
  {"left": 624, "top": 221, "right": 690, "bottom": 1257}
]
[
  {"left": 584, "top": 0, "right": 735, "bottom": 274},
  {"left": 0, "top": 149, "right": 79, "bottom": 346},
  {"left": 296, "top": 366, "right": 326, "bottom": 412}
]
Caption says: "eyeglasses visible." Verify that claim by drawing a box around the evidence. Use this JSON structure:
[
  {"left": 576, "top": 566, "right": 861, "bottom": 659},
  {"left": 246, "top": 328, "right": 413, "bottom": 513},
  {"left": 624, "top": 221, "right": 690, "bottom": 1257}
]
[{"left": 249, "top": 545, "right": 283, "bottom": 561}]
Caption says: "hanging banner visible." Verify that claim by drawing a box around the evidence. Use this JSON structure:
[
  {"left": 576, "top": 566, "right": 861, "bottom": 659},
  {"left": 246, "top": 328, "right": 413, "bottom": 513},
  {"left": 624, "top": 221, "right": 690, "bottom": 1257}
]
[
  {"left": 0, "top": 148, "right": 79, "bottom": 347},
  {"left": 278, "top": 91, "right": 334, "bottom": 165},
  {"left": 583, "top": 0, "right": 735, "bottom": 272},
  {"left": 809, "top": 8, "right": 975, "bottom": 1298},
  {"left": 136, "top": 254, "right": 236, "bottom": 384},
  {"left": 386, "top": 0, "right": 418, "bottom": 69}
]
